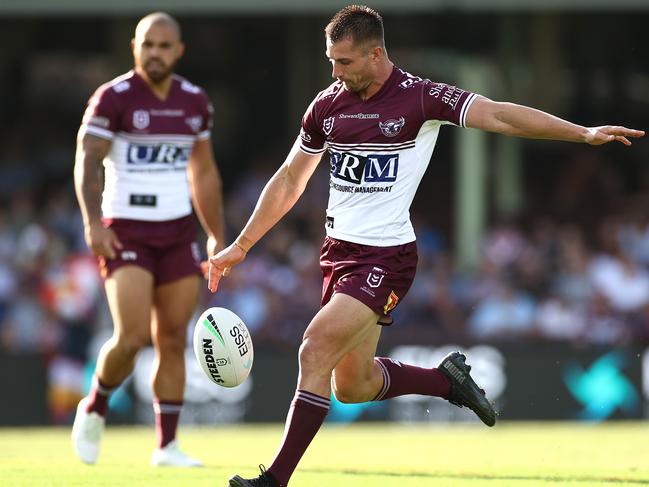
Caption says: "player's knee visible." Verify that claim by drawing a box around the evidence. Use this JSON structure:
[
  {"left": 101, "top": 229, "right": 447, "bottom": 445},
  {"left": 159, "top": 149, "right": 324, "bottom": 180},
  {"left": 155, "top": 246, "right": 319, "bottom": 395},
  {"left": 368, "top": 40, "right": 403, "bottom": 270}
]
[
  {"left": 156, "top": 331, "right": 185, "bottom": 356},
  {"left": 155, "top": 325, "right": 186, "bottom": 350},
  {"left": 114, "top": 332, "right": 148, "bottom": 356},
  {"left": 298, "top": 336, "right": 333, "bottom": 375},
  {"left": 298, "top": 339, "right": 319, "bottom": 372}
]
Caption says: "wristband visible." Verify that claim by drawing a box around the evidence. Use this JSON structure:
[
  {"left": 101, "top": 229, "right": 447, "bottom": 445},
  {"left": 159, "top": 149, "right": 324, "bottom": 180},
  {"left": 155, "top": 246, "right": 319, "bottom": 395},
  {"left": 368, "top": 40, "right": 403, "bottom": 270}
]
[{"left": 234, "top": 241, "right": 249, "bottom": 253}]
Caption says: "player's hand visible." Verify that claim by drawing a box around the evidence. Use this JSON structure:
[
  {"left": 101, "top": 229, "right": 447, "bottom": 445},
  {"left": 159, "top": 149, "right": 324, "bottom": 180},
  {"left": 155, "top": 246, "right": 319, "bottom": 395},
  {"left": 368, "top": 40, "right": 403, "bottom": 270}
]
[
  {"left": 585, "top": 126, "right": 645, "bottom": 146},
  {"left": 84, "top": 222, "right": 123, "bottom": 259},
  {"left": 206, "top": 234, "right": 223, "bottom": 256},
  {"left": 208, "top": 243, "right": 247, "bottom": 293},
  {"left": 200, "top": 235, "right": 224, "bottom": 279}
]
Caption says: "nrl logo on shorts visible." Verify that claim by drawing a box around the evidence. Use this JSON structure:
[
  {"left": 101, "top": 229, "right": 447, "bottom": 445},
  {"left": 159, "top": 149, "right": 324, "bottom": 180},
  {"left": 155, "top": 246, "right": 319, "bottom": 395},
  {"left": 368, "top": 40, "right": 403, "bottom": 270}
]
[
  {"left": 133, "top": 110, "right": 150, "bottom": 129},
  {"left": 367, "top": 266, "right": 386, "bottom": 288},
  {"left": 379, "top": 116, "right": 405, "bottom": 137},
  {"left": 323, "top": 116, "right": 335, "bottom": 136}
]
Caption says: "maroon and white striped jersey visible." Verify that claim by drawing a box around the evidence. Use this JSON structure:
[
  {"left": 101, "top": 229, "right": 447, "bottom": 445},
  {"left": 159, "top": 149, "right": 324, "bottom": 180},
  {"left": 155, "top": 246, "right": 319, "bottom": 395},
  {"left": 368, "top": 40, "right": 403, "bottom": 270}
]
[
  {"left": 80, "top": 71, "right": 213, "bottom": 221},
  {"left": 300, "top": 66, "right": 477, "bottom": 246}
]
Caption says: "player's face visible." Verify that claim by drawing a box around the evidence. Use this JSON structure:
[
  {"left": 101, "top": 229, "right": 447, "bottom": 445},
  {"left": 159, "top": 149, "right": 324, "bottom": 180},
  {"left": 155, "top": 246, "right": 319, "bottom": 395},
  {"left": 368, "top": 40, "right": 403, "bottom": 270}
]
[
  {"left": 132, "top": 22, "right": 184, "bottom": 84},
  {"left": 326, "top": 37, "right": 377, "bottom": 93}
]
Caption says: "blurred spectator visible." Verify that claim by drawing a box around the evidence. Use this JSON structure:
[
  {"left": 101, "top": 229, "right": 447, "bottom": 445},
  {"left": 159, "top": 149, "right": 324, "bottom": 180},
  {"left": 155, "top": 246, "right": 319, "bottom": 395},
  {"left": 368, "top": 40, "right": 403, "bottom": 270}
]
[
  {"left": 589, "top": 218, "right": 649, "bottom": 313},
  {"left": 534, "top": 294, "right": 586, "bottom": 342},
  {"left": 468, "top": 280, "right": 536, "bottom": 341},
  {"left": 553, "top": 225, "right": 595, "bottom": 305},
  {"left": 481, "top": 219, "right": 527, "bottom": 271},
  {"left": 581, "top": 294, "right": 631, "bottom": 345}
]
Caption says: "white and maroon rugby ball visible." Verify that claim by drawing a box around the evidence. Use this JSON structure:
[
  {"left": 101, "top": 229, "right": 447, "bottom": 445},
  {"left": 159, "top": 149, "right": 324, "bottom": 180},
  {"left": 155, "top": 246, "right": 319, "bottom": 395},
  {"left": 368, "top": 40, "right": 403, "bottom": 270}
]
[{"left": 193, "top": 307, "right": 253, "bottom": 388}]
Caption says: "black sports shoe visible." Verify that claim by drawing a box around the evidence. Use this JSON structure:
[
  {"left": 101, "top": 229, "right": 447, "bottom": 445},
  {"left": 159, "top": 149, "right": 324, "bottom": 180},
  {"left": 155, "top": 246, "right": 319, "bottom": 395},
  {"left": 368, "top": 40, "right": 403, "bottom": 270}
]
[
  {"left": 438, "top": 351, "right": 497, "bottom": 427},
  {"left": 229, "top": 465, "right": 278, "bottom": 487}
]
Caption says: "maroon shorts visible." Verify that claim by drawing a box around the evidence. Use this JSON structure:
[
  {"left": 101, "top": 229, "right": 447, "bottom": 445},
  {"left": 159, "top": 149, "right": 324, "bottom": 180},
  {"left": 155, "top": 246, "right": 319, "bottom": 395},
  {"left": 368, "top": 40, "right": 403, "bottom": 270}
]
[
  {"left": 320, "top": 236, "right": 418, "bottom": 325},
  {"left": 99, "top": 214, "right": 201, "bottom": 285}
]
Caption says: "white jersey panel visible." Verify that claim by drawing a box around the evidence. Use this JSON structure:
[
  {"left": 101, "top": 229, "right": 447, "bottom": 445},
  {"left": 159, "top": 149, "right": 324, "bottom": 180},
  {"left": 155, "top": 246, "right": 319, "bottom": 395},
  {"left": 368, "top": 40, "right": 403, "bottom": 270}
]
[
  {"left": 101, "top": 132, "right": 194, "bottom": 221},
  {"left": 324, "top": 120, "right": 444, "bottom": 246}
]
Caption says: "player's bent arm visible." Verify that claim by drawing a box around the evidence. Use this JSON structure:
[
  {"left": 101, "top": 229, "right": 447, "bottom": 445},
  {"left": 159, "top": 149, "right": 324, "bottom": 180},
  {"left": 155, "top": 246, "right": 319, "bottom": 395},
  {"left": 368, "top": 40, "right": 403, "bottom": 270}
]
[
  {"left": 188, "top": 138, "right": 225, "bottom": 253},
  {"left": 235, "top": 137, "right": 322, "bottom": 252},
  {"left": 465, "top": 96, "right": 644, "bottom": 145},
  {"left": 74, "top": 131, "right": 111, "bottom": 228}
]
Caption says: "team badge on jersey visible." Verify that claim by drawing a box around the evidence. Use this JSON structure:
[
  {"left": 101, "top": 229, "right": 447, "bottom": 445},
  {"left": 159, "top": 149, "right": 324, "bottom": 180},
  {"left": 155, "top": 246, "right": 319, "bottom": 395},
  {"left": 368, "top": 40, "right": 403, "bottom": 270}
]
[
  {"left": 379, "top": 117, "right": 405, "bottom": 137},
  {"left": 185, "top": 116, "right": 203, "bottom": 133},
  {"left": 133, "top": 110, "right": 150, "bottom": 129},
  {"left": 323, "top": 116, "right": 335, "bottom": 136},
  {"left": 300, "top": 127, "right": 312, "bottom": 143}
]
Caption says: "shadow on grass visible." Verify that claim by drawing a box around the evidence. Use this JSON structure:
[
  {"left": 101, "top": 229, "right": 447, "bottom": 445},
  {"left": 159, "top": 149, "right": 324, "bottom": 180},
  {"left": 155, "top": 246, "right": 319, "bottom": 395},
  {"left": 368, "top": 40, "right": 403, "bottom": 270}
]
[{"left": 301, "top": 468, "right": 649, "bottom": 485}]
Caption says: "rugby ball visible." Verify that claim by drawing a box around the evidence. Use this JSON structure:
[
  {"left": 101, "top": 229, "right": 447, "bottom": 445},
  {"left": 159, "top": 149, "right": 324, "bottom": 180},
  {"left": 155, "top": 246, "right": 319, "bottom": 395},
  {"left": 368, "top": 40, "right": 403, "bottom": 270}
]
[{"left": 193, "top": 307, "right": 254, "bottom": 388}]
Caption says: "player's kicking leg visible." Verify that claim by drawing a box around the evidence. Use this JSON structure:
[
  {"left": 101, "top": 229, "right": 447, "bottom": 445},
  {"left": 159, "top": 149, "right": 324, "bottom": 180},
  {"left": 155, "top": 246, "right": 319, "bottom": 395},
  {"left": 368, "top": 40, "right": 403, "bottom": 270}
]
[
  {"left": 336, "top": 348, "right": 497, "bottom": 427},
  {"left": 437, "top": 351, "right": 497, "bottom": 426}
]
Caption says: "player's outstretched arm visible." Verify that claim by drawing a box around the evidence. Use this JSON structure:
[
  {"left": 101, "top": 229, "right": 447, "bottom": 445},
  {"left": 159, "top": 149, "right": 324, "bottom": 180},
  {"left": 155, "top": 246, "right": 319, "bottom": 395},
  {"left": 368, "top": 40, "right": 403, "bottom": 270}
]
[
  {"left": 208, "top": 137, "right": 322, "bottom": 293},
  {"left": 465, "top": 96, "right": 644, "bottom": 145},
  {"left": 74, "top": 131, "right": 123, "bottom": 259}
]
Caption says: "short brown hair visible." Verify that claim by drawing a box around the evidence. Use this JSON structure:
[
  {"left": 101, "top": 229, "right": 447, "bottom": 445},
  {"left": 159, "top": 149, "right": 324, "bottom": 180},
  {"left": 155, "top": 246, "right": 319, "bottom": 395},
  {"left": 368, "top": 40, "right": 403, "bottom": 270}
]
[{"left": 325, "top": 5, "right": 384, "bottom": 47}]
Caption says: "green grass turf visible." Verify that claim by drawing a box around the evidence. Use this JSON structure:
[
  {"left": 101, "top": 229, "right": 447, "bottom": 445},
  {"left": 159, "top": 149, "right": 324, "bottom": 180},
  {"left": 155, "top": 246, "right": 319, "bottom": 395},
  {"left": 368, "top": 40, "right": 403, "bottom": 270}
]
[{"left": 1, "top": 422, "right": 648, "bottom": 486}]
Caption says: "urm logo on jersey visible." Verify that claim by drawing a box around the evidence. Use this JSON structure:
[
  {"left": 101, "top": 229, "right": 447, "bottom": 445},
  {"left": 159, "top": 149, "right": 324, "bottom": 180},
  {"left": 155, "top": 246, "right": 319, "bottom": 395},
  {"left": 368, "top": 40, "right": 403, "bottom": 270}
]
[
  {"left": 127, "top": 144, "right": 191, "bottom": 166},
  {"left": 330, "top": 152, "right": 399, "bottom": 185}
]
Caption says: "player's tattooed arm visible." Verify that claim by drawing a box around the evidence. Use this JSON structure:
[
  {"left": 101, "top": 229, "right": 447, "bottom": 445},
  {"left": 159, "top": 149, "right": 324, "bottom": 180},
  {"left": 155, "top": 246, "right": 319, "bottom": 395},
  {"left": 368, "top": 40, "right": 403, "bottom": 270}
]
[
  {"left": 74, "top": 132, "right": 122, "bottom": 258},
  {"left": 74, "top": 132, "right": 110, "bottom": 226}
]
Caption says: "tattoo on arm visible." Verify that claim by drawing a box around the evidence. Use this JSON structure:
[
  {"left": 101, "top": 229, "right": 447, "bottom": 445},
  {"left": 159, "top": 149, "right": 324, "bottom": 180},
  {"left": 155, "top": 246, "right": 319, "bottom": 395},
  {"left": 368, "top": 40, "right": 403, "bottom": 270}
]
[{"left": 74, "top": 134, "right": 111, "bottom": 226}]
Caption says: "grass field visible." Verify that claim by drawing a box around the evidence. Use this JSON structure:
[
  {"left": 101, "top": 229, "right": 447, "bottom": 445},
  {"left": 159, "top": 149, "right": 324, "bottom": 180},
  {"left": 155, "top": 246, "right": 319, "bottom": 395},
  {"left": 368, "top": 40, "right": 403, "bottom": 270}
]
[{"left": 2, "top": 422, "right": 649, "bottom": 486}]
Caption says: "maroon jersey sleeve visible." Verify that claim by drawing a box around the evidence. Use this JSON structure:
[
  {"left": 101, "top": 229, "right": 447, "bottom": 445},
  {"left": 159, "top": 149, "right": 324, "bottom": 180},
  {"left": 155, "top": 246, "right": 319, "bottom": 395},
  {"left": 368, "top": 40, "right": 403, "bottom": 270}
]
[
  {"left": 299, "top": 98, "right": 327, "bottom": 155},
  {"left": 81, "top": 84, "right": 122, "bottom": 140},
  {"left": 196, "top": 90, "right": 213, "bottom": 140},
  {"left": 422, "top": 81, "right": 478, "bottom": 128}
]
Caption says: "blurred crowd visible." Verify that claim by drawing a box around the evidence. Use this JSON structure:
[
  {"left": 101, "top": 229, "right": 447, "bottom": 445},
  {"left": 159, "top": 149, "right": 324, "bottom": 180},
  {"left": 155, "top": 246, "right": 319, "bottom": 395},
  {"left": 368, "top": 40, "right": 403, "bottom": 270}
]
[
  {"left": 3, "top": 148, "right": 649, "bottom": 421},
  {"left": 3, "top": 155, "right": 649, "bottom": 361},
  {"left": 212, "top": 159, "right": 649, "bottom": 350}
]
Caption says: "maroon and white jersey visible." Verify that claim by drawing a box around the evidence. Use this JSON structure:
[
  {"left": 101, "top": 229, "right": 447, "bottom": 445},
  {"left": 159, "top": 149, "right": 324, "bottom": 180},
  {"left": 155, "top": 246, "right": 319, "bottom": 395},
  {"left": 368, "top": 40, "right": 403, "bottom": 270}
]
[
  {"left": 80, "top": 71, "right": 213, "bottom": 221},
  {"left": 300, "top": 67, "right": 478, "bottom": 246}
]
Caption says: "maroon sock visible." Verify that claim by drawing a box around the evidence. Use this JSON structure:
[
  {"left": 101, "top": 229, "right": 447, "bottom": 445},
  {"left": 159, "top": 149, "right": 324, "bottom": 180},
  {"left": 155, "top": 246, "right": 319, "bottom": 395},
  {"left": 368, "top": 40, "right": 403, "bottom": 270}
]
[
  {"left": 153, "top": 399, "right": 183, "bottom": 448},
  {"left": 85, "top": 375, "right": 117, "bottom": 417},
  {"left": 267, "top": 390, "right": 330, "bottom": 487},
  {"left": 372, "top": 357, "right": 451, "bottom": 401}
]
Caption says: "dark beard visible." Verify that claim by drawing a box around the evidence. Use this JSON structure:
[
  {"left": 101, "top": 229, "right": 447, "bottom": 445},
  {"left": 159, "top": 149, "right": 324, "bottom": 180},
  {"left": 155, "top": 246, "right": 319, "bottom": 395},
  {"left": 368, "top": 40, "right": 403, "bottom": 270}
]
[{"left": 144, "top": 58, "right": 177, "bottom": 83}]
